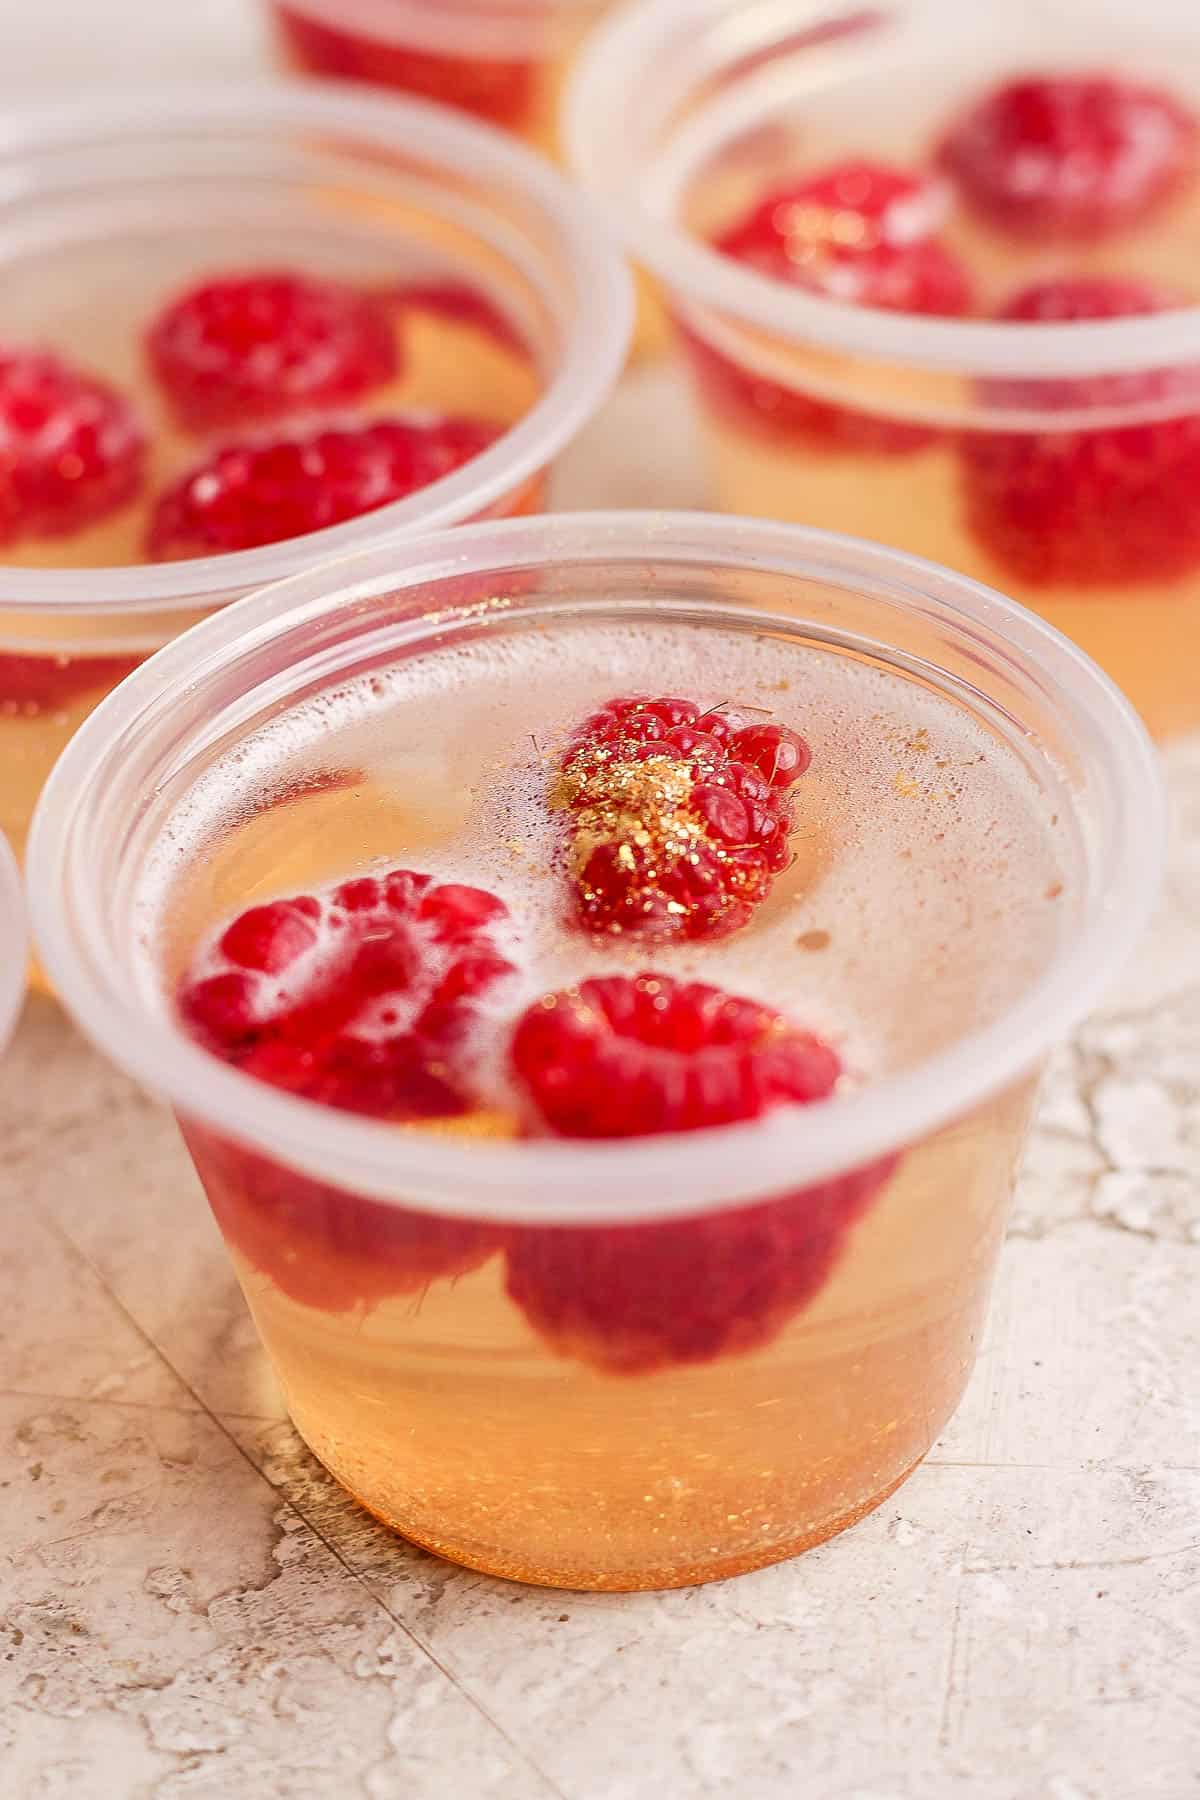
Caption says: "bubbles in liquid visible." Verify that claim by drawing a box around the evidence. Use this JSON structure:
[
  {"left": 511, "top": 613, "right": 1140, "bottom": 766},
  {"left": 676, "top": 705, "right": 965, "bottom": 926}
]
[{"left": 137, "top": 615, "right": 1072, "bottom": 1086}]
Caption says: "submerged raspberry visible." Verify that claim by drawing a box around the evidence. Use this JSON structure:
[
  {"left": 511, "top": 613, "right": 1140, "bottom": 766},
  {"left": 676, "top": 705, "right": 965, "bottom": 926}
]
[
  {"left": 147, "top": 415, "right": 502, "bottom": 557},
  {"left": 274, "top": 4, "right": 535, "bottom": 129},
  {"left": 505, "top": 972, "right": 896, "bottom": 1373},
  {"left": 0, "top": 651, "right": 141, "bottom": 716},
  {"left": 0, "top": 349, "right": 145, "bottom": 544},
  {"left": 147, "top": 271, "right": 398, "bottom": 430},
  {"left": 940, "top": 74, "right": 1197, "bottom": 240},
  {"left": 690, "top": 160, "right": 972, "bottom": 451},
  {"left": 187, "top": 1121, "right": 501, "bottom": 1315},
  {"left": 553, "top": 695, "right": 810, "bottom": 943},
  {"left": 961, "top": 276, "right": 1200, "bottom": 585},
  {"left": 715, "top": 162, "right": 962, "bottom": 304},
  {"left": 177, "top": 869, "right": 516, "bottom": 1308}
]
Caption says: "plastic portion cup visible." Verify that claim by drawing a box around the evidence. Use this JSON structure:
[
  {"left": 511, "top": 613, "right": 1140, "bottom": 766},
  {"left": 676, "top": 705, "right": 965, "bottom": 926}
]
[
  {"left": 270, "top": 0, "right": 611, "bottom": 160},
  {"left": 28, "top": 510, "right": 1164, "bottom": 1592},
  {"left": 268, "top": 0, "right": 668, "bottom": 355},
  {"left": 0, "top": 80, "right": 632, "bottom": 882},
  {"left": 566, "top": 0, "right": 1200, "bottom": 738},
  {"left": 0, "top": 833, "right": 27, "bottom": 1053}
]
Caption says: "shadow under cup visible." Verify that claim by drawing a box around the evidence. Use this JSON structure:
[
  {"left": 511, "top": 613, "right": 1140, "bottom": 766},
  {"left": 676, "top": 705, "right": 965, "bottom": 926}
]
[{"left": 27, "top": 513, "right": 1164, "bottom": 1591}]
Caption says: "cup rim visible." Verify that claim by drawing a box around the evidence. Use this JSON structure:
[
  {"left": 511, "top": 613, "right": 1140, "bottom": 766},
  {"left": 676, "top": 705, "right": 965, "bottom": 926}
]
[
  {"left": 565, "top": 0, "right": 1200, "bottom": 379},
  {"left": 0, "top": 833, "right": 27, "bottom": 1055},
  {"left": 0, "top": 80, "right": 632, "bottom": 615},
  {"left": 28, "top": 510, "right": 1166, "bottom": 1225}
]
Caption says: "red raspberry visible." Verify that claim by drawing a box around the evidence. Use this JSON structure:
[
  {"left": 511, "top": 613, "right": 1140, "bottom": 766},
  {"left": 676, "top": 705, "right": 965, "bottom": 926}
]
[
  {"left": 0, "top": 349, "right": 145, "bottom": 544},
  {"left": 553, "top": 695, "right": 811, "bottom": 943},
  {"left": 180, "top": 869, "right": 514, "bottom": 1113},
  {"left": 0, "top": 651, "right": 141, "bottom": 716},
  {"left": 960, "top": 277, "right": 1200, "bottom": 585},
  {"left": 273, "top": 4, "right": 534, "bottom": 130},
  {"left": 688, "top": 161, "right": 972, "bottom": 452},
  {"left": 511, "top": 972, "right": 839, "bottom": 1138},
  {"left": 715, "top": 162, "right": 955, "bottom": 292},
  {"left": 147, "top": 415, "right": 501, "bottom": 558},
  {"left": 147, "top": 271, "right": 398, "bottom": 430},
  {"left": 186, "top": 1120, "right": 501, "bottom": 1316},
  {"left": 177, "top": 869, "right": 515, "bottom": 1309},
  {"left": 939, "top": 74, "right": 1197, "bottom": 240},
  {"left": 505, "top": 972, "right": 896, "bottom": 1373}
]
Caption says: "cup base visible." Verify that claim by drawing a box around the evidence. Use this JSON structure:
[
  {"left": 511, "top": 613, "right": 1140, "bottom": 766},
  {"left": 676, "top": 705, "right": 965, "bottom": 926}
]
[{"left": 305, "top": 1434, "right": 925, "bottom": 1592}]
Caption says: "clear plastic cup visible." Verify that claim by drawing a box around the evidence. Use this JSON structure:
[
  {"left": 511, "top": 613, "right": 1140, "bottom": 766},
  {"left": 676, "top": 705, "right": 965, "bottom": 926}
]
[
  {"left": 0, "top": 80, "right": 632, "bottom": 883},
  {"left": 268, "top": 1, "right": 668, "bottom": 354},
  {"left": 0, "top": 833, "right": 27, "bottom": 1053},
  {"left": 28, "top": 510, "right": 1164, "bottom": 1591},
  {"left": 566, "top": 0, "right": 1200, "bottom": 738},
  {"left": 269, "top": 1, "right": 612, "bottom": 160}
]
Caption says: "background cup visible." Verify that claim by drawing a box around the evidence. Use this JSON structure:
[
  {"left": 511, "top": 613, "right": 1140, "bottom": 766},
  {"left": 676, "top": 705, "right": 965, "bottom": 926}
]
[
  {"left": 270, "top": 0, "right": 612, "bottom": 160},
  {"left": 0, "top": 78, "right": 632, "bottom": 882},
  {"left": 567, "top": 0, "right": 1200, "bottom": 737}
]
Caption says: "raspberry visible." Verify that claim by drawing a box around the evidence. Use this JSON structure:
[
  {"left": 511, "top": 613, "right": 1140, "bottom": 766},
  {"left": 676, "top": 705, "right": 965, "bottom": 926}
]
[
  {"left": 147, "top": 271, "right": 397, "bottom": 430},
  {"left": 511, "top": 972, "right": 840, "bottom": 1138},
  {"left": 960, "top": 277, "right": 1200, "bottom": 585},
  {"left": 147, "top": 415, "right": 502, "bottom": 558},
  {"left": 177, "top": 870, "right": 516, "bottom": 1309},
  {"left": 939, "top": 74, "right": 1197, "bottom": 240},
  {"left": 180, "top": 868, "right": 514, "bottom": 1115},
  {"left": 0, "top": 349, "right": 145, "bottom": 544},
  {"left": 553, "top": 695, "right": 810, "bottom": 942},
  {"left": 186, "top": 1120, "right": 500, "bottom": 1316},
  {"left": 0, "top": 651, "right": 141, "bottom": 715},
  {"left": 505, "top": 972, "right": 896, "bottom": 1373},
  {"left": 715, "top": 162, "right": 955, "bottom": 289},
  {"left": 689, "top": 161, "right": 973, "bottom": 451},
  {"left": 274, "top": 4, "right": 534, "bottom": 129}
]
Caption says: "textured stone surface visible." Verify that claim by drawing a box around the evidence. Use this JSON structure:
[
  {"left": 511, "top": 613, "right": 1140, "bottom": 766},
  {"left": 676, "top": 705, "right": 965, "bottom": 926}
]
[
  {"left": 5, "top": 582, "right": 1199, "bottom": 1800},
  {"left": 2, "top": 4, "right": 1199, "bottom": 1796}
]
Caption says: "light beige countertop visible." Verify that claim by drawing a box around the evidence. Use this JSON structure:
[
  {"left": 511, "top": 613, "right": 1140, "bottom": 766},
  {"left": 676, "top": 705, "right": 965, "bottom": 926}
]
[{"left": 2, "top": 6, "right": 1198, "bottom": 1796}]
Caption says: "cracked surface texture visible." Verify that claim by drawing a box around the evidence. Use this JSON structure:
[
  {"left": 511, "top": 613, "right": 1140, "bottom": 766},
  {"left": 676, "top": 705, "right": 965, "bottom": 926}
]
[{"left": 2, "top": 3, "right": 1199, "bottom": 1794}]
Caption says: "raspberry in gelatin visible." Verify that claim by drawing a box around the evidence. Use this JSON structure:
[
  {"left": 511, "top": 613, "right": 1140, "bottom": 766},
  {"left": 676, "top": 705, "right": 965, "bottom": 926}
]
[
  {"left": 178, "top": 869, "right": 516, "bottom": 1309},
  {"left": 147, "top": 271, "right": 398, "bottom": 430},
  {"left": 0, "top": 348, "right": 145, "bottom": 544},
  {"left": 505, "top": 971, "right": 895, "bottom": 1374},
  {"left": 939, "top": 74, "right": 1197, "bottom": 240},
  {"left": 274, "top": 4, "right": 535, "bottom": 131},
  {"left": 553, "top": 695, "right": 810, "bottom": 942},
  {"left": 148, "top": 415, "right": 502, "bottom": 557},
  {"left": 690, "top": 160, "right": 972, "bottom": 452},
  {"left": 0, "top": 652, "right": 142, "bottom": 716},
  {"left": 961, "top": 276, "right": 1200, "bottom": 585}
]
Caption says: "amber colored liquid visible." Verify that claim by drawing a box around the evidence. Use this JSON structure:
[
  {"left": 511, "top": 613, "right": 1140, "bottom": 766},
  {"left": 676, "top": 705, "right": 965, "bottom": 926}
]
[
  {"left": 203, "top": 1079, "right": 1033, "bottom": 1591},
  {"left": 153, "top": 620, "right": 1065, "bottom": 1589},
  {"left": 698, "top": 419, "right": 1199, "bottom": 743}
]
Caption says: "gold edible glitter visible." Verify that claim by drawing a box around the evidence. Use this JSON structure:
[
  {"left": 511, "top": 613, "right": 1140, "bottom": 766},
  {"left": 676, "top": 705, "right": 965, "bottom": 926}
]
[{"left": 552, "top": 717, "right": 789, "bottom": 938}]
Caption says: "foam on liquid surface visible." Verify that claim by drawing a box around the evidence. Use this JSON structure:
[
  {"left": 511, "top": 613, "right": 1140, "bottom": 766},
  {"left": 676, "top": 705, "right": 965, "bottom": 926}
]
[{"left": 139, "top": 615, "right": 1072, "bottom": 1090}]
